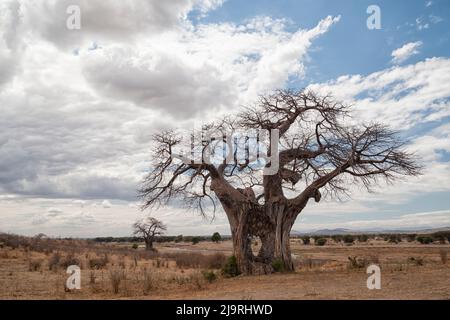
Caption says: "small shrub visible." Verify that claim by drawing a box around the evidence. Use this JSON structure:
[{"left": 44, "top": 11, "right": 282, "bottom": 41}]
[
  {"left": 331, "top": 235, "right": 343, "bottom": 243},
  {"left": 109, "top": 269, "right": 125, "bottom": 294},
  {"left": 417, "top": 236, "right": 433, "bottom": 244},
  {"left": 48, "top": 252, "right": 61, "bottom": 271},
  {"left": 315, "top": 238, "right": 327, "bottom": 246},
  {"left": 432, "top": 231, "right": 450, "bottom": 244},
  {"left": 89, "top": 256, "right": 108, "bottom": 269},
  {"left": 132, "top": 243, "right": 139, "bottom": 249},
  {"left": 271, "top": 258, "right": 285, "bottom": 272},
  {"left": 406, "top": 234, "right": 417, "bottom": 242},
  {"left": 170, "top": 252, "right": 226, "bottom": 269},
  {"left": 207, "top": 253, "right": 227, "bottom": 269},
  {"left": 388, "top": 234, "right": 402, "bottom": 244},
  {"left": 202, "top": 270, "right": 217, "bottom": 283},
  {"left": 192, "top": 237, "right": 200, "bottom": 245},
  {"left": 343, "top": 235, "right": 354, "bottom": 244},
  {"left": 222, "top": 255, "right": 240, "bottom": 277},
  {"left": 301, "top": 236, "right": 310, "bottom": 245},
  {"left": 61, "top": 253, "right": 81, "bottom": 269},
  {"left": 28, "top": 259, "right": 42, "bottom": 271},
  {"left": 89, "top": 271, "right": 96, "bottom": 284},
  {"left": 143, "top": 271, "right": 158, "bottom": 294},
  {"left": 407, "top": 257, "right": 424, "bottom": 266},
  {"left": 357, "top": 234, "right": 368, "bottom": 242},
  {"left": 347, "top": 256, "right": 368, "bottom": 269},
  {"left": 189, "top": 271, "right": 205, "bottom": 289}
]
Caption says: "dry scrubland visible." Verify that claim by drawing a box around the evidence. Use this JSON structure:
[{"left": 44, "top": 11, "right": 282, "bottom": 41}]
[{"left": 0, "top": 233, "right": 449, "bottom": 299}]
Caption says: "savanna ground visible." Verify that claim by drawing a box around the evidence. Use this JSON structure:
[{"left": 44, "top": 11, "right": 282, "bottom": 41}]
[{"left": 0, "top": 233, "right": 449, "bottom": 300}]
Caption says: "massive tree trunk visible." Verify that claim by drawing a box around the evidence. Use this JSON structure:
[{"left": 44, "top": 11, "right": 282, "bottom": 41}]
[
  {"left": 224, "top": 200, "right": 298, "bottom": 275},
  {"left": 144, "top": 238, "right": 154, "bottom": 251}
]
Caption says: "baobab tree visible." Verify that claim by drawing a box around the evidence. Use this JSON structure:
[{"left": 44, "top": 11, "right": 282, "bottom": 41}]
[
  {"left": 140, "top": 90, "right": 421, "bottom": 274},
  {"left": 132, "top": 216, "right": 166, "bottom": 251}
]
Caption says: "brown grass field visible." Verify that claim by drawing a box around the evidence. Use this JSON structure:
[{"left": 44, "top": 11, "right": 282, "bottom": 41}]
[{"left": 0, "top": 234, "right": 449, "bottom": 300}]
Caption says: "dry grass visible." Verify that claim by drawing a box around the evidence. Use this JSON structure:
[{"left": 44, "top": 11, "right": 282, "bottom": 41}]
[{"left": 0, "top": 234, "right": 449, "bottom": 299}]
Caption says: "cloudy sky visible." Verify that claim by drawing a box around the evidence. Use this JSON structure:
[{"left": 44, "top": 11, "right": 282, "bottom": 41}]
[{"left": 1, "top": 0, "right": 450, "bottom": 237}]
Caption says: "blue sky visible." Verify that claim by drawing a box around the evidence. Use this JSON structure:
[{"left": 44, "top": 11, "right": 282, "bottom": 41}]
[
  {"left": 200, "top": 0, "right": 450, "bottom": 84},
  {"left": 0, "top": 0, "right": 449, "bottom": 236}
]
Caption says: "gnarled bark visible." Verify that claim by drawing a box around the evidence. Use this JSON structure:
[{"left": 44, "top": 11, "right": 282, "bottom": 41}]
[{"left": 221, "top": 198, "right": 299, "bottom": 274}]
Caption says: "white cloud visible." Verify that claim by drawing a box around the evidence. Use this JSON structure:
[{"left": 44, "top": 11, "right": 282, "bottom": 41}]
[
  {"left": 102, "top": 200, "right": 112, "bottom": 208},
  {"left": 415, "top": 17, "right": 429, "bottom": 30},
  {"left": 391, "top": 41, "right": 422, "bottom": 64},
  {"left": 429, "top": 14, "right": 443, "bottom": 24},
  {"left": 0, "top": 0, "right": 339, "bottom": 205},
  {"left": 308, "top": 57, "right": 450, "bottom": 130}
]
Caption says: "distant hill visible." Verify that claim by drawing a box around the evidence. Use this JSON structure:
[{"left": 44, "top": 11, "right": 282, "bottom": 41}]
[{"left": 291, "top": 226, "right": 450, "bottom": 236}]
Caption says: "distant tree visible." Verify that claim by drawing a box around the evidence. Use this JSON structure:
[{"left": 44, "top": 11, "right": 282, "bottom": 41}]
[
  {"left": 301, "top": 236, "right": 310, "bottom": 245},
  {"left": 315, "top": 238, "right": 327, "bottom": 246},
  {"left": 417, "top": 236, "right": 433, "bottom": 244},
  {"left": 211, "top": 232, "right": 222, "bottom": 243},
  {"left": 357, "top": 234, "right": 368, "bottom": 242},
  {"left": 174, "top": 235, "right": 183, "bottom": 243},
  {"left": 406, "top": 234, "right": 417, "bottom": 242},
  {"left": 192, "top": 237, "right": 200, "bottom": 245},
  {"left": 343, "top": 235, "right": 354, "bottom": 244},
  {"left": 132, "top": 216, "right": 166, "bottom": 251}
]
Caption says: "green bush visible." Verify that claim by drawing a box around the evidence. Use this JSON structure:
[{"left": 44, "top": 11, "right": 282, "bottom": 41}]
[
  {"left": 343, "top": 235, "right": 354, "bottom": 244},
  {"left": 301, "top": 236, "right": 310, "bottom": 245},
  {"left": 331, "top": 235, "right": 343, "bottom": 243},
  {"left": 315, "top": 238, "right": 327, "bottom": 246},
  {"left": 202, "top": 270, "right": 217, "bottom": 283},
  {"left": 192, "top": 237, "right": 200, "bottom": 245},
  {"left": 432, "top": 232, "right": 449, "bottom": 244},
  {"left": 271, "top": 258, "right": 285, "bottom": 272},
  {"left": 417, "top": 236, "right": 433, "bottom": 244},
  {"left": 388, "top": 234, "right": 402, "bottom": 244},
  {"left": 211, "top": 232, "right": 222, "bottom": 243},
  {"left": 222, "top": 256, "right": 240, "bottom": 277},
  {"left": 406, "top": 234, "right": 417, "bottom": 242},
  {"left": 357, "top": 234, "right": 368, "bottom": 242},
  {"left": 132, "top": 243, "right": 139, "bottom": 249}
]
